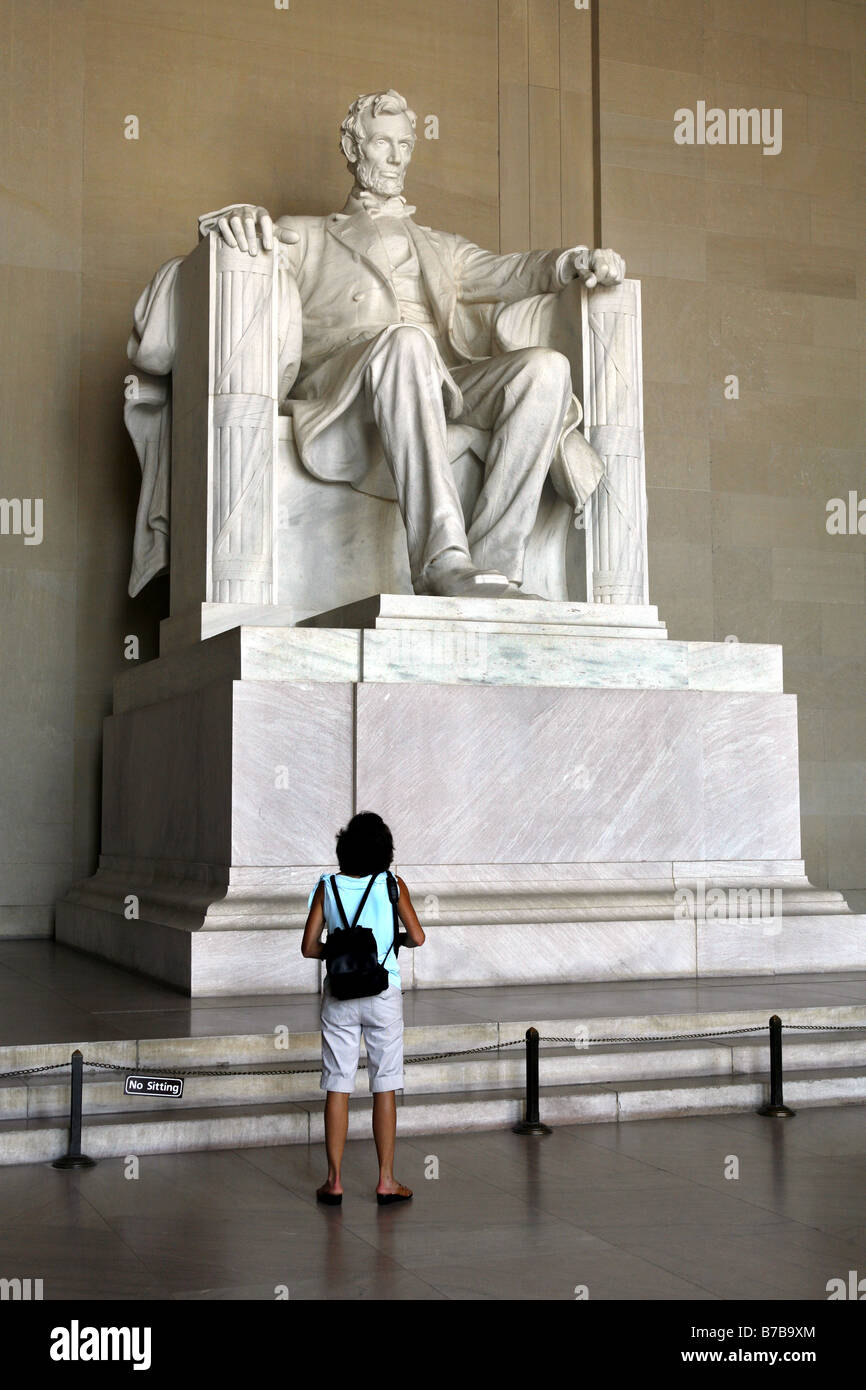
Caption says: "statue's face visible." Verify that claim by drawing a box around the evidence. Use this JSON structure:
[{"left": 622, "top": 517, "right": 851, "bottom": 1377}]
[{"left": 352, "top": 111, "right": 415, "bottom": 195}]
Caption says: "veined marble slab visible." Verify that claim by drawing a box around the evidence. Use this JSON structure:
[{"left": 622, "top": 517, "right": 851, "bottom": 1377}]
[
  {"left": 114, "top": 626, "right": 360, "bottom": 714},
  {"left": 102, "top": 681, "right": 354, "bottom": 866},
  {"left": 411, "top": 920, "right": 698, "bottom": 989},
  {"left": 160, "top": 592, "right": 668, "bottom": 654},
  {"left": 687, "top": 641, "right": 783, "bottom": 692},
  {"left": 359, "top": 628, "right": 782, "bottom": 691},
  {"left": 104, "top": 676, "right": 802, "bottom": 875},
  {"left": 698, "top": 916, "right": 866, "bottom": 976},
  {"left": 57, "top": 892, "right": 866, "bottom": 994},
  {"left": 94, "top": 854, "right": 813, "bottom": 893},
  {"left": 300, "top": 591, "right": 669, "bottom": 634},
  {"left": 231, "top": 681, "right": 355, "bottom": 865},
  {"left": 59, "top": 842, "right": 866, "bottom": 994},
  {"left": 160, "top": 602, "right": 307, "bottom": 654},
  {"left": 70, "top": 855, "right": 851, "bottom": 931},
  {"left": 355, "top": 684, "right": 801, "bottom": 865},
  {"left": 114, "top": 624, "right": 782, "bottom": 714},
  {"left": 367, "top": 618, "right": 667, "bottom": 638}
]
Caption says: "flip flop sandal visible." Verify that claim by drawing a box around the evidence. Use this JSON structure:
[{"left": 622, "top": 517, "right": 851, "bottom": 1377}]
[
  {"left": 377, "top": 1191, "right": 413, "bottom": 1205},
  {"left": 317, "top": 1191, "right": 343, "bottom": 1206}
]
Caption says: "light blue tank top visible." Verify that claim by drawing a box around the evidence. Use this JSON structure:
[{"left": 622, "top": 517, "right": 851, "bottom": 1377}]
[{"left": 308, "top": 871, "right": 402, "bottom": 989}]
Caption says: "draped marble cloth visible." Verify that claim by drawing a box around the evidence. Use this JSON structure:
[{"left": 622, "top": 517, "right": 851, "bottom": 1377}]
[{"left": 125, "top": 215, "right": 606, "bottom": 598}]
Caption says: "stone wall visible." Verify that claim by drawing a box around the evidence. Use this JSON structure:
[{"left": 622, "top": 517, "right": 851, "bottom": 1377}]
[{"left": 598, "top": 0, "right": 866, "bottom": 910}]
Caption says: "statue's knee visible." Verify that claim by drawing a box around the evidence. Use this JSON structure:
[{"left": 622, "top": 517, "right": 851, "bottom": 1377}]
[
  {"left": 381, "top": 323, "right": 436, "bottom": 364},
  {"left": 510, "top": 347, "right": 572, "bottom": 400},
  {"left": 524, "top": 346, "right": 571, "bottom": 387}
]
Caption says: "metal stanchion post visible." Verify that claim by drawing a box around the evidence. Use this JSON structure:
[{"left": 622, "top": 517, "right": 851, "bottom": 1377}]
[
  {"left": 757, "top": 1015, "right": 796, "bottom": 1118},
  {"left": 512, "top": 1027, "right": 552, "bottom": 1136},
  {"left": 52, "top": 1049, "right": 97, "bottom": 1169}
]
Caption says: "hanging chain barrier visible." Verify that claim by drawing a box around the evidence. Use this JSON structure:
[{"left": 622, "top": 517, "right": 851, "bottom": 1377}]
[
  {"left": 1, "top": 1017, "right": 865, "bottom": 1082},
  {"left": 3, "top": 1014, "right": 863, "bottom": 1167}
]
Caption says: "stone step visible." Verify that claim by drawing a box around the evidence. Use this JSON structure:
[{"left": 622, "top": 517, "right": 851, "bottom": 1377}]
[
  {"left": 2, "top": 999, "right": 863, "bottom": 1073},
  {"left": 3, "top": 1027, "right": 866, "bottom": 1119},
  {"left": 3, "top": 980, "right": 863, "bottom": 1163},
  {"left": 3, "top": 1066, "right": 865, "bottom": 1167},
  {"left": 299, "top": 591, "right": 670, "bottom": 634}
]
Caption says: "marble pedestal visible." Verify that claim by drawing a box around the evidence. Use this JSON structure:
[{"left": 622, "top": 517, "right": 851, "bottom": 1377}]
[{"left": 57, "top": 596, "right": 866, "bottom": 994}]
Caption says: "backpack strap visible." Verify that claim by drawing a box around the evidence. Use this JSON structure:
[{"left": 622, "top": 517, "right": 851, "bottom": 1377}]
[
  {"left": 328, "top": 875, "right": 350, "bottom": 930},
  {"left": 351, "top": 874, "right": 377, "bottom": 928},
  {"left": 329, "top": 873, "right": 376, "bottom": 931},
  {"left": 380, "top": 870, "right": 400, "bottom": 967}
]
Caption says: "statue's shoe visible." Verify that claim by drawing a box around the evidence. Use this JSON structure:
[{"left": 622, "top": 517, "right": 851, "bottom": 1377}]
[
  {"left": 414, "top": 563, "right": 510, "bottom": 598},
  {"left": 500, "top": 584, "right": 546, "bottom": 601}
]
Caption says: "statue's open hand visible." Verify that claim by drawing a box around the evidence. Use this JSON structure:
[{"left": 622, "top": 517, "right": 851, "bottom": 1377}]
[
  {"left": 562, "top": 246, "right": 626, "bottom": 289},
  {"left": 197, "top": 204, "right": 300, "bottom": 256}
]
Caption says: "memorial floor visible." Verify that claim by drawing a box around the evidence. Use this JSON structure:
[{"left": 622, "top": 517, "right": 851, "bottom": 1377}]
[
  {"left": 0, "top": 1108, "right": 864, "bottom": 1299},
  {"left": 0, "top": 942, "right": 864, "bottom": 1299}
]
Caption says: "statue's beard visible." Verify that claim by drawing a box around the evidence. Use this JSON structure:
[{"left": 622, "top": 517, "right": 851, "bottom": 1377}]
[{"left": 354, "top": 158, "right": 406, "bottom": 196}]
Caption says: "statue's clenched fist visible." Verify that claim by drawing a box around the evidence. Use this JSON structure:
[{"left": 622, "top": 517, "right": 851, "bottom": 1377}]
[
  {"left": 197, "top": 204, "right": 300, "bottom": 256},
  {"left": 561, "top": 246, "right": 626, "bottom": 290}
]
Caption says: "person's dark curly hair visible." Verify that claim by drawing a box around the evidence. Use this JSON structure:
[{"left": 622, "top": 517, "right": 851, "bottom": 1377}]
[{"left": 335, "top": 811, "right": 394, "bottom": 876}]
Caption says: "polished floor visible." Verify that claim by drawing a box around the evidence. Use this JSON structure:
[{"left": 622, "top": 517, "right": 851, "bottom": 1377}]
[
  {"left": 1, "top": 941, "right": 864, "bottom": 1299},
  {"left": 0, "top": 1106, "right": 863, "bottom": 1300}
]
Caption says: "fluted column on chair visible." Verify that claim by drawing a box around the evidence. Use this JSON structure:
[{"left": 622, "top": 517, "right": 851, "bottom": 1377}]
[
  {"left": 581, "top": 279, "right": 649, "bottom": 605},
  {"left": 168, "top": 232, "right": 279, "bottom": 620},
  {"left": 209, "top": 238, "right": 279, "bottom": 604}
]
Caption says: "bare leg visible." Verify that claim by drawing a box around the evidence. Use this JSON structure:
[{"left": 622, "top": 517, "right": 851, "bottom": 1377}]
[
  {"left": 372, "top": 1092, "right": 412, "bottom": 1197},
  {"left": 318, "top": 1091, "right": 349, "bottom": 1197}
]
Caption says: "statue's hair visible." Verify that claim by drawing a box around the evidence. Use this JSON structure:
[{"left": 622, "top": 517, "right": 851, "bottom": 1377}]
[{"left": 340, "top": 89, "right": 417, "bottom": 169}]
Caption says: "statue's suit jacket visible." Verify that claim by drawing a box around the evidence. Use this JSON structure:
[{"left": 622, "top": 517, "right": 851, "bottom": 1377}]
[{"left": 276, "top": 205, "right": 604, "bottom": 510}]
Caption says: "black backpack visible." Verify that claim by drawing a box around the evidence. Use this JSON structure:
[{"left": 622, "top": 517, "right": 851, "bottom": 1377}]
[{"left": 323, "top": 871, "right": 399, "bottom": 1001}]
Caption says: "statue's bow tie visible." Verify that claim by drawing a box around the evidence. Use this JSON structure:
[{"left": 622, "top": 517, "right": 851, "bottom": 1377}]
[{"left": 357, "top": 192, "right": 416, "bottom": 220}]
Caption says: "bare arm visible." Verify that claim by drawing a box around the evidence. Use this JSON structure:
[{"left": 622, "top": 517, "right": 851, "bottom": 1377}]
[
  {"left": 396, "top": 875, "right": 425, "bottom": 948},
  {"left": 301, "top": 879, "right": 326, "bottom": 959}
]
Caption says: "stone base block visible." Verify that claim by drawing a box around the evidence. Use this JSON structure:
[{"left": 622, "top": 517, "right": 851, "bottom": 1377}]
[
  {"left": 55, "top": 900, "right": 316, "bottom": 995},
  {"left": 56, "top": 617, "right": 866, "bottom": 995},
  {"left": 57, "top": 855, "right": 866, "bottom": 995}
]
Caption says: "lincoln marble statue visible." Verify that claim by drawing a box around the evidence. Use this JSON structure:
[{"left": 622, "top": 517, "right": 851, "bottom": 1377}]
[{"left": 126, "top": 89, "right": 627, "bottom": 606}]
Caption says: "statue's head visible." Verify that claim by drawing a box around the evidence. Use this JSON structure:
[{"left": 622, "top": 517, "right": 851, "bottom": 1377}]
[{"left": 340, "top": 90, "right": 417, "bottom": 196}]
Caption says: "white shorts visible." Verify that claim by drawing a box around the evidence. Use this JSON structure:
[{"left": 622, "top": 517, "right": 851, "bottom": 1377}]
[{"left": 320, "top": 981, "right": 404, "bottom": 1093}]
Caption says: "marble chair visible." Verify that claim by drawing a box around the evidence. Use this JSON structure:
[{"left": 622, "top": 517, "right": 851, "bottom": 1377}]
[{"left": 127, "top": 233, "right": 651, "bottom": 649}]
